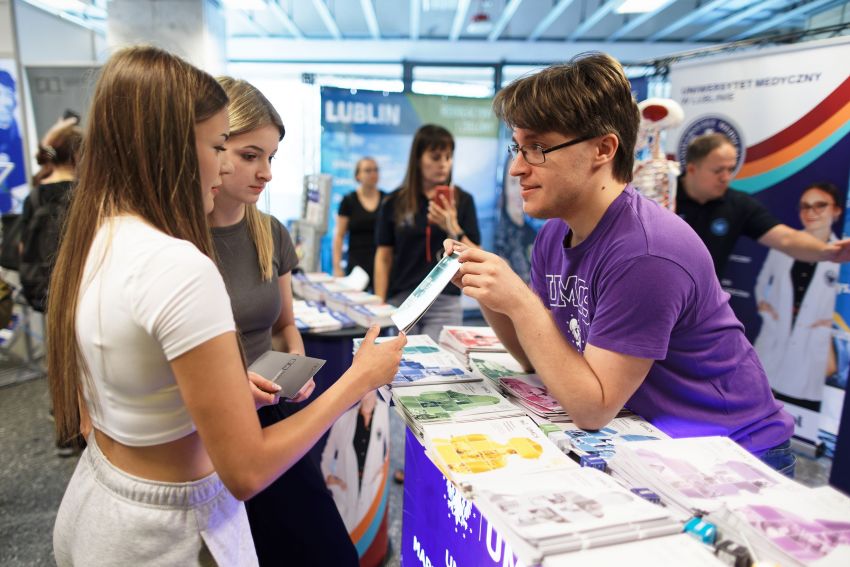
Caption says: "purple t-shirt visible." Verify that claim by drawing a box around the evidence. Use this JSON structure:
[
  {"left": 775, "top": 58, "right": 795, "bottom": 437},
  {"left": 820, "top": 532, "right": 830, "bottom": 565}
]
[{"left": 530, "top": 185, "right": 793, "bottom": 455}]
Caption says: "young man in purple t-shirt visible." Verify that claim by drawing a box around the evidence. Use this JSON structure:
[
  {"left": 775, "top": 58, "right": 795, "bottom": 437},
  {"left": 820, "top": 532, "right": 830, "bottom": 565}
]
[{"left": 447, "top": 53, "right": 795, "bottom": 475}]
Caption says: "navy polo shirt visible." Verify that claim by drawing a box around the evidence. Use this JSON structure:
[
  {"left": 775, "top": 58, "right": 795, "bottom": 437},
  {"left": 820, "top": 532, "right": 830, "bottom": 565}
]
[{"left": 676, "top": 176, "right": 780, "bottom": 276}]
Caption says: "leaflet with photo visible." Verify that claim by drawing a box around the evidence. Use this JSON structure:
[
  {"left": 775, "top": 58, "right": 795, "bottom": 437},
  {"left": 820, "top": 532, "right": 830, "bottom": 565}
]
[{"left": 391, "top": 252, "right": 460, "bottom": 334}]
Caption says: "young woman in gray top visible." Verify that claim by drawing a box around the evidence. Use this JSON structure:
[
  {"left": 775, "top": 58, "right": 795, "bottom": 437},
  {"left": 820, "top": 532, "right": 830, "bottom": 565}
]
[{"left": 209, "top": 77, "right": 360, "bottom": 566}]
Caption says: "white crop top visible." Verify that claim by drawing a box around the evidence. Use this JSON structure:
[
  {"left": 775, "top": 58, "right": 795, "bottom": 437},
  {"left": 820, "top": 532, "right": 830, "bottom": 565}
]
[{"left": 77, "top": 216, "right": 235, "bottom": 446}]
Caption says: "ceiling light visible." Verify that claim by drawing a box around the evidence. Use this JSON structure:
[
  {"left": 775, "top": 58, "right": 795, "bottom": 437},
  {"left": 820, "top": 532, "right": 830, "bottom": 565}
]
[
  {"left": 222, "top": 0, "right": 267, "bottom": 10},
  {"left": 616, "top": 0, "right": 667, "bottom": 14}
]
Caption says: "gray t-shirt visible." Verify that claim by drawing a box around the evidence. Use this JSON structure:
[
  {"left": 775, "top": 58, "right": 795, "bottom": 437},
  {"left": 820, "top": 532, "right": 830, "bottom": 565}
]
[{"left": 212, "top": 214, "right": 298, "bottom": 365}]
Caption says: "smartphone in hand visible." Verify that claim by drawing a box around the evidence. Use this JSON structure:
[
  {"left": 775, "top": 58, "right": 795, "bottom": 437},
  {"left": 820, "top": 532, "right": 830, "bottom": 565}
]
[{"left": 434, "top": 185, "right": 453, "bottom": 208}]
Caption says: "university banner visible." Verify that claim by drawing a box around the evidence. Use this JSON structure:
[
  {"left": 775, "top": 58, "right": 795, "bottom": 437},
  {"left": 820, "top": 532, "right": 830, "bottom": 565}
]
[
  {"left": 319, "top": 87, "right": 500, "bottom": 274},
  {"left": 0, "top": 59, "right": 28, "bottom": 212},
  {"left": 669, "top": 36, "right": 850, "bottom": 449}
]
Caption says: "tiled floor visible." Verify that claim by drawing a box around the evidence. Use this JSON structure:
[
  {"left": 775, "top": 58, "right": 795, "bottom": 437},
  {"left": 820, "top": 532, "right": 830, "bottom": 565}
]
[{"left": 0, "top": 372, "right": 835, "bottom": 566}]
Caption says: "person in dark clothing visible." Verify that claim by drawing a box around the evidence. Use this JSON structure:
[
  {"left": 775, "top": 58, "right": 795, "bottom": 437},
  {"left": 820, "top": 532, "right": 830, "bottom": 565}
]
[
  {"left": 333, "top": 157, "right": 384, "bottom": 285},
  {"left": 20, "top": 116, "right": 82, "bottom": 312},
  {"left": 676, "top": 133, "right": 850, "bottom": 276},
  {"left": 373, "top": 124, "right": 481, "bottom": 341}
]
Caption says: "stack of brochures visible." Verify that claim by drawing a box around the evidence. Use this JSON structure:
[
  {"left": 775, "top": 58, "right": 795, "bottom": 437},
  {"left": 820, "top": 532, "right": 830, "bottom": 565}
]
[
  {"left": 437, "top": 325, "right": 506, "bottom": 364},
  {"left": 293, "top": 300, "right": 356, "bottom": 333},
  {"left": 323, "top": 290, "right": 383, "bottom": 313},
  {"left": 422, "top": 416, "right": 576, "bottom": 494},
  {"left": 291, "top": 267, "right": 369, "bottom": 302},
  {"left": 541, "top": 414, "right": 670, "bottom": 463},
  {"left": 346, "top": 302, "right": 397, "bottom": 328},
  {"left": 609, "top": 436, "right": 805, "bottom": 517},
  {"left": 474, "top": 467, "right": 681, "bottom": 565},
  {"left": 291, "top": 272, "right": 333, "bottom": 298},
  {"left": 498, "top": 373, "right": 571, "bottom": 422},
  {"left": 542, "top": 534, "right": 725, "bottom": 567},
  {"left": 392, "top": 380, "right": 524, "bottom": 438},
  {"left": 468, "top": 351, "right": 528, "bottom": 383},
  {"left": 707, "top": 484, "right": 850, "bottom": 567},
  {"left": 352, "top": 334, "right": 479, "bottom": 400}
]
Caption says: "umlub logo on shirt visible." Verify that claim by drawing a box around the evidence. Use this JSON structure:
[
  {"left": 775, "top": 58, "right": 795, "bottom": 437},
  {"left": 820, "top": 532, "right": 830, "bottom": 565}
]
[{"left": 547, "top": 274, "right": 588, "bottom": 350}]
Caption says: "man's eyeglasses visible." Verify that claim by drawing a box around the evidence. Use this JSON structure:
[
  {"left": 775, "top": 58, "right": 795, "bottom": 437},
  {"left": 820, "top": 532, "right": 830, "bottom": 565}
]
[
  {"left": 507, "top": 134, "right": 596, "bottom": 165},
  {"left": 798, "top": 201, "right": 833, "bottom": 213}
]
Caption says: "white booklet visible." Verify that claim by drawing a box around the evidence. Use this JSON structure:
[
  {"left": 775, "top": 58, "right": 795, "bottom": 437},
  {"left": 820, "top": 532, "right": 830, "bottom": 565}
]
[
  {"left": 391, "top": 252, "right": 460, "bottom": 333},
  {"left": 542, "top": 534, "right": 725, "bottom": 567},
  {"left": 610, "top": 436, "right": 804, "bottom": 514},
  {"left": 709, "top": 485, "right": 850, "bottom": 567}
]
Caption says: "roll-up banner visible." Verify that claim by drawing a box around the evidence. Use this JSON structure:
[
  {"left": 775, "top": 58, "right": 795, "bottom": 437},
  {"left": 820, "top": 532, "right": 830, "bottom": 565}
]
[
  {"left": 670, "top": 36, "right": 850, "bottom": 453},
  {"left": 0, "top": 59, "right": 28, "bottom": 212},
  {"left": 319, "top": 87, "right": 500, "bottom": 275}
]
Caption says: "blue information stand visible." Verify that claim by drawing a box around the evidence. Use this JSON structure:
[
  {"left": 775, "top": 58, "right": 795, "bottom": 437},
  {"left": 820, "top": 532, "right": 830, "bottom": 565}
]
[{"left": 401, "top": 428, "right": 525, "bottom": 567}]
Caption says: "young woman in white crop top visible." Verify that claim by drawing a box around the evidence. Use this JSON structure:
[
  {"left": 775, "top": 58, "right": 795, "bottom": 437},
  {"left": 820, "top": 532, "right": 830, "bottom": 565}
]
[{"left": 48, "top": 46, "right": 405, "bottom": 567}]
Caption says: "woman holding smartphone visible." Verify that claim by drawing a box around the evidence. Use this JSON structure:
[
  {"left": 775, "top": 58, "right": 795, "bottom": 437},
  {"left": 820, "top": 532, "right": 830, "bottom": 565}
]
[
  {"left": 373, "top": 124, "right": 480, "bottom": 341},
  {"left": 49, "top": 46, "right": 405, "bottom": 566},
  {"left": 210, "top": 76, "right": 359, "bottom": 566}
]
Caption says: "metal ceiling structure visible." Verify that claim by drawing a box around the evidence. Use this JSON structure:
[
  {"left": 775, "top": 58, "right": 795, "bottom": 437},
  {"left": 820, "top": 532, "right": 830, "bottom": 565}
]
[
  {"left": 18, "top": 0, "right": 848, "bottom": 44},
  {"left": 221, "top": 0, "right": 846, "bottom": 44}
]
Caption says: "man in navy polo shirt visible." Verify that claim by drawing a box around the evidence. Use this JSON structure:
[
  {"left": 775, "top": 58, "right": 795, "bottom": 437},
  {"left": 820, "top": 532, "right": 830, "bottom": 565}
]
[
  {"left": 677, "top": 133, "right": 850, "bottom": 276},
  {"left": 447, "top": 53, "right": 797, "bottom": 475}
]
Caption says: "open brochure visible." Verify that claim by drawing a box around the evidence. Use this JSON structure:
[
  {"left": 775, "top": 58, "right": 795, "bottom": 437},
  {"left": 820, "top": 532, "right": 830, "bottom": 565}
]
[{"left": 391, "top": 252, "right": 460, "bottom": 333}]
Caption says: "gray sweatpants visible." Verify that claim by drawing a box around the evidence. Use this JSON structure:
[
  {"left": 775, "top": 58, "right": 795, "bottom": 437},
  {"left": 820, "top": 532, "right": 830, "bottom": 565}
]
[{"left": 53, "top": 434, "right": 257, "bottom": 566}]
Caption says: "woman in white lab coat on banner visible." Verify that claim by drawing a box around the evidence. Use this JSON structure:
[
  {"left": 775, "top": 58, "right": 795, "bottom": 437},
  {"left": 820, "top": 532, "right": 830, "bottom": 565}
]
[
  {"left": 754, "top": 182, "right": 843, "bottom": 412},
  {"left": 320, "top": 390, "right": 390, "bottom": 544}
]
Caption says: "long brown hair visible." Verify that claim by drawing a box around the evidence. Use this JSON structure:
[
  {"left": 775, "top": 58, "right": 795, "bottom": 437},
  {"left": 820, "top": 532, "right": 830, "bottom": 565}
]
[
  {"left": 32, "top": 124, "right": 83, "bottom": 187},
  {"left": 47, "top": 46, "right": 228, "bottom": 446},
  {"left": 217, "top": 76, "right": 285, "bottom": 281},
  {"left": 394, "top": 124, "right": 454, "bottom": 225}
]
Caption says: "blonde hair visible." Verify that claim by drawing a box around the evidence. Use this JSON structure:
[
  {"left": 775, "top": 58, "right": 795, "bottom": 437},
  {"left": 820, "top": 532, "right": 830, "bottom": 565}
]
[
  {"left": 47, "top": 46, "right": 228, "bottom": 447},
  {"left": 217, "top": 76, "right": 285, "bottom": 281}
]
